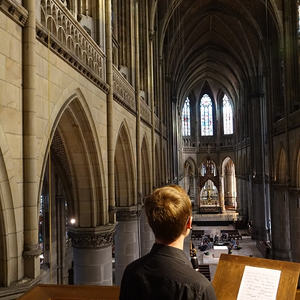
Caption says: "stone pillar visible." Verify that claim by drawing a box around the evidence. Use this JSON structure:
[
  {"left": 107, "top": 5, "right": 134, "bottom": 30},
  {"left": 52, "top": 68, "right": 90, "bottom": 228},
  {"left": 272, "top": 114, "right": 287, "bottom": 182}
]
[
  {"left": 249, "top": 94, "right": 268, "bottom": 240},
  {"left": 134, "top": 1, "right": 142, "bottom": 207},
  {"left": 115, "top": 207, "right": 140, "bottom": 285},
  {"left": 23, "top": 0, "right": 41, "bottom": 279},
  {"left": 68, "top": 225, "right": 115, "bottom": 285},
  {"left": 105, "top": 0, "right": 115, "bottom": 223},
  {"left": 236, "top": 176, "right": 247, "bottom": 219},
  {"left": 219, "top": 175, "right": 225, "bottom": 212},
  {"left": 289, "top": 190, "right": 300, "bottom": 262},
  {"left": 271, "top": 186, "right": 291, "bottom": 260},
  {"left": 140, "top": 206, "right": 154, "bottom": 256}
]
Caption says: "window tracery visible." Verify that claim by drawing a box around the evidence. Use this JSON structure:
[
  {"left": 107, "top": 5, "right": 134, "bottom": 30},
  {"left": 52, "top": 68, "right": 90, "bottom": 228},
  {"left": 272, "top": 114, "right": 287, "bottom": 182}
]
[
  {"left": 182, "top": 98, "right": 191, "bottom": 136},
  {"left": 223, "top": 95, "right": 233, "bottom": 135},
  {"left": 200, "top": 94, "right": 213, "bottom": 136}
]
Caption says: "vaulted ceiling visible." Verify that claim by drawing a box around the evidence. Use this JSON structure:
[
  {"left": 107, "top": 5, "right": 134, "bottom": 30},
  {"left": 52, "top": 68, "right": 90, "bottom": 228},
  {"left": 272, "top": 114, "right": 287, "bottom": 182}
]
[{"left": 156, "top": 0, "right": 282, "bottom": 106}]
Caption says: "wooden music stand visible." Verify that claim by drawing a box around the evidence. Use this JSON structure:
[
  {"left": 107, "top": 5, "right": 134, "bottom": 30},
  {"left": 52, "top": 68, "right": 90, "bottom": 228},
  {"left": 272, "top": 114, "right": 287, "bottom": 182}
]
[{"left": 212, "top": 254, "right": 300, "bottom": 300}]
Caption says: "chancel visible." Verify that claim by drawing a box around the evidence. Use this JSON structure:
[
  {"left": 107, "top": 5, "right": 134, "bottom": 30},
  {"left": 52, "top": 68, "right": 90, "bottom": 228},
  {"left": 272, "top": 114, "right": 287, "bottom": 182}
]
[{"left": 0, "top": 0, "right": 299, "bottom": 299}]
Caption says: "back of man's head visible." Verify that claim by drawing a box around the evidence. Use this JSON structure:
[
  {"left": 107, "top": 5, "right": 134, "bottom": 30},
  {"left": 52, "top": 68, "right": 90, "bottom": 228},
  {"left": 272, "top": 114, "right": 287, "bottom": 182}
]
[{"left": 145, "top": 185, "right": 192, "bottom": 244}]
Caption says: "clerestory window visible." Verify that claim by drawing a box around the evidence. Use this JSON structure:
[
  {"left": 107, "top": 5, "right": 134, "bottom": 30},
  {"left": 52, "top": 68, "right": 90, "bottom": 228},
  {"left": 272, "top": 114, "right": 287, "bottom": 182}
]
[
  {"left": 200, "top": 94, "right": 213, "bottom": 136},
  {"left": 298, "top": 2, "right": 300, "bottom": 34},
  {"left": 223, "top": 95, "right": 233, "bottom": 135},
  {"left": 182, "top": 98, "right": 191, "bottom": 136}
]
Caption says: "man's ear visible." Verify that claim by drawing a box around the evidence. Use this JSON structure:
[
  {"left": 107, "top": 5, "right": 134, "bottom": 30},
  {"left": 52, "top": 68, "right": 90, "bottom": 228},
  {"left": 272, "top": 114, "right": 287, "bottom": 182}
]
[{"left": 186, "top": 216, "right": 192, "bottom": 229}]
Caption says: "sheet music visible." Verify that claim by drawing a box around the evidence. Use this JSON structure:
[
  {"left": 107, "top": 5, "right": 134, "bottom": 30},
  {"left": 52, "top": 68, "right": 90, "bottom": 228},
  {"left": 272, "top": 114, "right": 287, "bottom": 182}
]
[{"left": 237, "top": 266, "right": 281, "bottom": 300}]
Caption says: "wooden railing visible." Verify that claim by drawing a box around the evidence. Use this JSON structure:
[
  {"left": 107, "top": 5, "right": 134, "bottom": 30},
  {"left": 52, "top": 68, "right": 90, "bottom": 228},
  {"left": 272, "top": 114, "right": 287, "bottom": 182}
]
[{"left": 19, "top": 284, "right": 120, "bottom": 300}]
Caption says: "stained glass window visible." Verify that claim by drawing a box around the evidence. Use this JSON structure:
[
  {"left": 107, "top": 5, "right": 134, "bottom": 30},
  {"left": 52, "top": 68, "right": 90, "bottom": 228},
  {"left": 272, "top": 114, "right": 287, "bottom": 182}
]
[
  {"left": 298, "top": 2, "right": 300, "bottom": 33},
  {"left": 223, "top": 95, "right": 233, "bottom": 135},
  {"left": 200, "top": 94, "right": 213, "bottom": 136},
  {"left": 182, "top": 98, "right": 191, "bottom": 136}
]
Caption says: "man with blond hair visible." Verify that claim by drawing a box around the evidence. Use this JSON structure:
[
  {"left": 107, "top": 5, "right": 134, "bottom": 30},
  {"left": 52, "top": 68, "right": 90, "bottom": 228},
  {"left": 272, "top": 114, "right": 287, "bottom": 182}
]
[{"left": 119, "top": 185, "right": 216, "bottom": 300}]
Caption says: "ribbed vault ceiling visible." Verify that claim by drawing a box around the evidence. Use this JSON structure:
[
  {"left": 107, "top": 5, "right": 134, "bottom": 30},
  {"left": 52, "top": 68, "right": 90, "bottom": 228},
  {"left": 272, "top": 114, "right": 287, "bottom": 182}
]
[{"left": 157, "top": 0, "right": 281, "bottom": 106}]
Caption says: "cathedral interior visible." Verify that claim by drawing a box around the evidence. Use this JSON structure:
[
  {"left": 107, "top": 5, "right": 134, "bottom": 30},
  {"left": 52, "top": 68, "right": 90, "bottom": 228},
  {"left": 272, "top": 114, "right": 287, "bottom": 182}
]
[{"left": 0, "top": 0, "right": 299, "bottom": 298}]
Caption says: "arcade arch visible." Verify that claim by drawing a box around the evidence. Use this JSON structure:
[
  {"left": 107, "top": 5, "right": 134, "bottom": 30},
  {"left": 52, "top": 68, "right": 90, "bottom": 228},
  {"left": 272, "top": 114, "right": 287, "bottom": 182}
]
[
  {"left": 38, "top": 96, "right": 106, "bottom": 284},
  {"left": 222, "top": 157, "right": 237, "bottom": 210}
]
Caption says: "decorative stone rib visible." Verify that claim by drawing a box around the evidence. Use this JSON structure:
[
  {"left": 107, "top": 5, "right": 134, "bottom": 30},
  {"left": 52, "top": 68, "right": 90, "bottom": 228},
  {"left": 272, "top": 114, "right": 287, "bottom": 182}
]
[
  {"left": 38, "top": 0, "right": 107, "bottom": 92},
  {"left": 68, "top": 224, "right": 116, "bottom": 249},
  {"left": 0, "top": 0, "right": 28, "bottom": 26},
  {"left": 116, "top": 206, "right": 141, "bottom": 222},
  {"left": 113, "top": 65, "right": 136, "bottom": 113}
]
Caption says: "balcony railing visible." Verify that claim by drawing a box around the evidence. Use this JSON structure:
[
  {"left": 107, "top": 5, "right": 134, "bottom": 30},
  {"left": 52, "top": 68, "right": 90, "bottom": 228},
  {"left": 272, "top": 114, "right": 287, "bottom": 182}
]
[
  {"left": 140, "top": 97, "right": 151, "bottom": 124},
  {"left": 39, "top": 0, "right": 107, "bottom": 89},
  {"left": 113, "top": 65, "right": 136, "bottom": 112}
]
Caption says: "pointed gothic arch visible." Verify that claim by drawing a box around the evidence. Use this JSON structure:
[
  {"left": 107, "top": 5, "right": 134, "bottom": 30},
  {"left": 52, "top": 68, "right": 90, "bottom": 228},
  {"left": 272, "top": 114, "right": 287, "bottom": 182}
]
[
  {"left": 184, "top": 158, "right": 196, "bottom": 195},
  {"left": 37, "top": 95, "right": 107, "bottom": 282},
  {"left": 0, "top": 131, "right": 17, "bottom": 287},
  {"left": 221, "top": 157, "right": 237, "bottom": 209},
  {"left": 39, "top": 96, "right": 106, "bottom": 227},
  {"left": 114, "top": 122, "right": 136, "bottom": 206},
  {"left": 0, "top": 150, "right": 10, "bottom": 287}
]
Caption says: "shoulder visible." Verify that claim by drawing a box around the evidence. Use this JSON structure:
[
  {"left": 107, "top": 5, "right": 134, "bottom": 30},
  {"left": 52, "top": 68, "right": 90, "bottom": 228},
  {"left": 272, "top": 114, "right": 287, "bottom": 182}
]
[{"left": 122, "top": 254, "right": 149, "bottom": 281}]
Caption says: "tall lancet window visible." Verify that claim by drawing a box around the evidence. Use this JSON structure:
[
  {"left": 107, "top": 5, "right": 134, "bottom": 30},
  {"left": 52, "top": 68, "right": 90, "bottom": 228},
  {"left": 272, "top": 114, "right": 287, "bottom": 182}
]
[
  {"left": 223, "top": 95, "right": 233, "bottom": 135},
  {"left": 182, "top": 98, "right": 191, "bottom": 136},
  {"left": 298, "top": 2, "right": 300, "bottom": 33},
  {"left": 200, "top": 94, "right": 213, "bottom": 136}
]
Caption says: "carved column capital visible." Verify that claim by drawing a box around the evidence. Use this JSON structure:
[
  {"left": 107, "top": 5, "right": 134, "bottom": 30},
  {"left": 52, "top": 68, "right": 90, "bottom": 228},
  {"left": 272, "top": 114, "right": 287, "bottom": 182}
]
[
  {"left": 116, "top": 205, "right": 142, "bottom": 221},
  {"left": 68, "top": 224, "right": 116, "bottom": 249},
  {"left": 23, "top": 244, "right": 42, "bottom": 259}
]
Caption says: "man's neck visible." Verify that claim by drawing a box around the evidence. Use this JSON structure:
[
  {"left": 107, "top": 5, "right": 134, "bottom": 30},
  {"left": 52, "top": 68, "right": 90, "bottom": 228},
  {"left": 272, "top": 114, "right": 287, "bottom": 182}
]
[{"left": 156, "top": 235, "right": 185, "bottom": 250}]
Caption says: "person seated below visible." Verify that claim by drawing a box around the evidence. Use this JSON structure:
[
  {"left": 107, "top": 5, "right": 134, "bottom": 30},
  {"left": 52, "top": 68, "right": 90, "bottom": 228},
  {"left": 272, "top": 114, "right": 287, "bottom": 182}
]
[{"left": 119, "top": 185, "right": 217, "bottom": 300}]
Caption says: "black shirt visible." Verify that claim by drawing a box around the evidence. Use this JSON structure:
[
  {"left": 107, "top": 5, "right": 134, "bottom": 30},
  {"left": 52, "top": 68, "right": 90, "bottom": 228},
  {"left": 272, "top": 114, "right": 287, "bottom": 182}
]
[{"left": 119, "top": 243, "right": 217, "bottom": 300}]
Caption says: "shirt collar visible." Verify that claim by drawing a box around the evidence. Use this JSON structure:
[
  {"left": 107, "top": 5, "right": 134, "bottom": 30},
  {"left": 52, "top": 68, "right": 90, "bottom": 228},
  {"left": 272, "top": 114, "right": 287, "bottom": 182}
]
[{"left": 150, "top": 243, "right": 190, "bottom": 265}]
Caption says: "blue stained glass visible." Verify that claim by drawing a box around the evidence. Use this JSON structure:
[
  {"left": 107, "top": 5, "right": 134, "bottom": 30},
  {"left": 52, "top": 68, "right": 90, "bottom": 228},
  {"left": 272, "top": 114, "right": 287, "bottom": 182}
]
[
  {"left": 182, "top": 98, "right": 191, "bottom": 136},
  {"left": 200, "top": 94, "right": 213, "bottom": 136},
  {"left": 223, "top": 95, "right": 233, "bottom": 135}
]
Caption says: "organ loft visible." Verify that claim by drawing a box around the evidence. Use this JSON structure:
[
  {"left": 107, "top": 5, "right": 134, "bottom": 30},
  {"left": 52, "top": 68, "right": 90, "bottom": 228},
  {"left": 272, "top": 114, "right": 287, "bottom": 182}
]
[{"left": 0, "top": 0, "right": 299, "bottom": 299}]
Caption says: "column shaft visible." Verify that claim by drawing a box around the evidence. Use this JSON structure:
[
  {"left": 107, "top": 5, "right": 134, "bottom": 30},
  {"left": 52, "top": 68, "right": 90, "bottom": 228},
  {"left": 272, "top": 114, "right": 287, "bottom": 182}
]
[
  {"left": 69, "top": 225, "right": 115, "bottom": 285},
  {"left": 23, "top": 0, "right": 40, "bottom": 278},
  {"left": 115, "top": 207, "right": 140, "bottom": 285},
  {"left": 105, "top": 0, "right": 115, "bottom": 223}
]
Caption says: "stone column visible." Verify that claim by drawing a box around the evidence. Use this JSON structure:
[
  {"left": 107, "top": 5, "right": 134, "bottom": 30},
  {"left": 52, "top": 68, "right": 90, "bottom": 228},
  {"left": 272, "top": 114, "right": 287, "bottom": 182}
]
[
  {"left": 224, "top": 169, "right": 234, "bottom": 207},
  {"left": 23, "top": 0, "right": 41, "bottom": 279},
  {"left": 219, "top": 175, "right": 225, "bottom": 212},
  {"left": 289, "top": 189, "right": 300, "bottom": 262},
  {"left": 140, "top": 206, "right": 154, "bottom": 256},
  {"left": 115, "top": 207, "right": 140, "bottom": 285},
  {"left": 105, "top": 0, "right": 116, "bottom": 223},
  {"left": 68, "top": 225, "right": 115, "bottom": 285},
  {"left": 271, "top": 186, "right": 291, "bottom": 260},
  {"left": 134, "top": 1, "right": 142, "bottom": 207},
  {"left": 249, "top": 94, "right": 268, "bottom": 240}
]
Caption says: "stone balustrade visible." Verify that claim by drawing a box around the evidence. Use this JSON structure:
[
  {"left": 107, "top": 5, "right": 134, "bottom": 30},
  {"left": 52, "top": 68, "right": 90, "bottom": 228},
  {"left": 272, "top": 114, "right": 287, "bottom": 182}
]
[
  {"left": 140, "top": 97, "right": 151, "bottom": 125},
  {"left": 38, "top": 0, "right": 107, "bottom": 89},
  {"left": 113, "top": 65, "right": 136, "bottom": 112}
]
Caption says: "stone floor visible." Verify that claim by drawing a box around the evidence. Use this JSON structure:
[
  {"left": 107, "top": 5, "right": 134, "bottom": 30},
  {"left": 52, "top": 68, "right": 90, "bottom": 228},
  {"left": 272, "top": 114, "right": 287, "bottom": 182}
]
[{"left": 184, "top": 224, "right": 263, "bottom": 281}]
